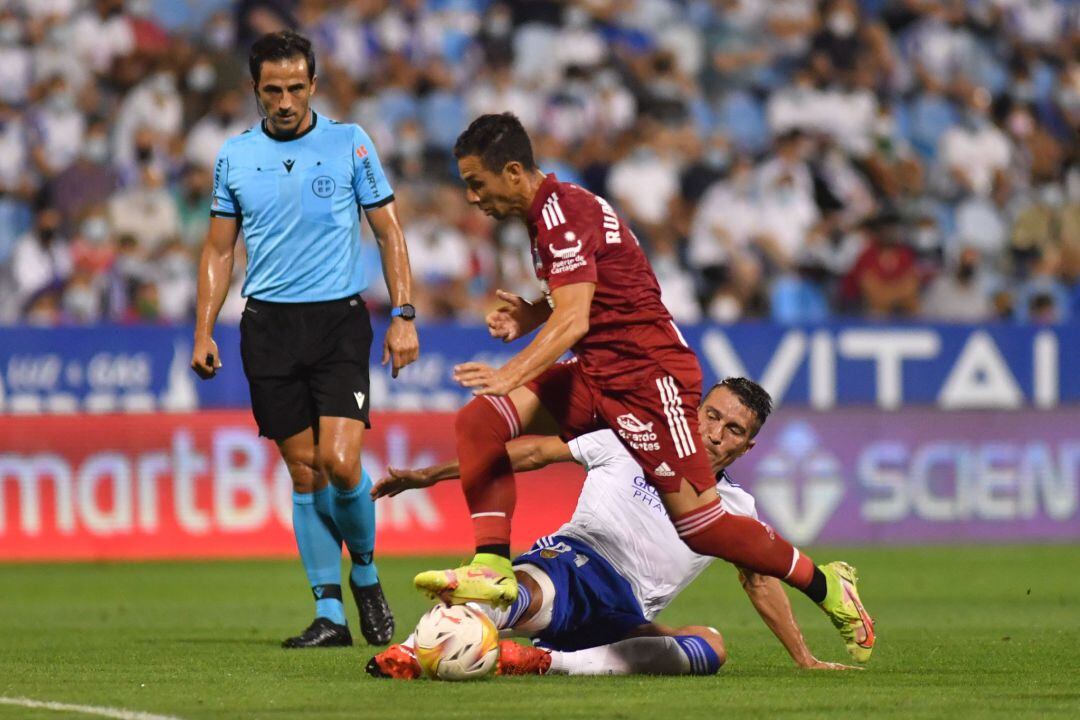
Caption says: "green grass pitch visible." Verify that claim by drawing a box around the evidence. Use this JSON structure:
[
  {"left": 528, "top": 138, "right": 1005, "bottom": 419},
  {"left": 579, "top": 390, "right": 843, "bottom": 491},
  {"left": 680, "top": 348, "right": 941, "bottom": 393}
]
[{"left": 2, "top": 546, "right": 1079, "bottom": 719}]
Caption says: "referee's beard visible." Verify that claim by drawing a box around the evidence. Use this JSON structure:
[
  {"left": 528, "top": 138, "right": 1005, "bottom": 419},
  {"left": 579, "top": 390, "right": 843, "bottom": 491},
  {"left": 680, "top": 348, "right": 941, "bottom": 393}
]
[
  {"left": 255, "top": 92, "right": 311, "bottom": 139},
  {"left": 261, "top": 103, "right": 309, "bottom": 139}
]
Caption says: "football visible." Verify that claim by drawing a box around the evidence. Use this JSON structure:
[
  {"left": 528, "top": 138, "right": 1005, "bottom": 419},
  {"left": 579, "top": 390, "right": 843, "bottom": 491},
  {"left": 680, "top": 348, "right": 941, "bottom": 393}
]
[{"left": 413, "top": 604, "right": 500, "bottom": 681}]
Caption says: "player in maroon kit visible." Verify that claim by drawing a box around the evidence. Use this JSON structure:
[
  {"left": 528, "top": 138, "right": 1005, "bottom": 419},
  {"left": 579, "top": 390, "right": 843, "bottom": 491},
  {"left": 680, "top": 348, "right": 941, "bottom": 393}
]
[{"left": 414, "top": 114, "right": 874, "bottom": 663}]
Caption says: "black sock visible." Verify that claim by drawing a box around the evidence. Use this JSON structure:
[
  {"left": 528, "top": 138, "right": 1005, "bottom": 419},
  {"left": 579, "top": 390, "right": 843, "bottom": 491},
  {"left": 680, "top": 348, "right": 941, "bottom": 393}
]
[
  {"left": 804, "top": 567, "right": 828, "bottom": 604},
  {"left": 476, "top": 543, "right": 511, "bottom": 560}
]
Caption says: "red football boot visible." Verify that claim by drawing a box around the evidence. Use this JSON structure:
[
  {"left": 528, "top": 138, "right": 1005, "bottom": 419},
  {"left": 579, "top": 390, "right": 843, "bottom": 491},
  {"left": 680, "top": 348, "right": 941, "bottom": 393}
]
[
  {"left": 496, "top": 640, "right": 551, "bottom": 676},
  {"left": 366, "top": 644, "right": 421, "bottom": 680}
]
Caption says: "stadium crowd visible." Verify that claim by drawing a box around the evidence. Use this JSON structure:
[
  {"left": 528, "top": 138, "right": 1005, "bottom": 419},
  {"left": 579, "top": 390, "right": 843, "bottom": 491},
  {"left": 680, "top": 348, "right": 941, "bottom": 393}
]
[{"left": 0, "top": 0, "right": 1077, "bottom": 326}]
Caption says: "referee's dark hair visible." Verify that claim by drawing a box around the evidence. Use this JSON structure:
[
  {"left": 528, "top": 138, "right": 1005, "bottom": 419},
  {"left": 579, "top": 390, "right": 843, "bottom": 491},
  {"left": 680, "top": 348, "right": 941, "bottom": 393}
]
[
  {"left": 249, "top": 31, "right": 316, "bottom": 84},
  {"left": 454, "top": 113, "right": 537, "bottom": 173},
  {"left": 703, "top": 377, "right": 773, "bottom": 437}
]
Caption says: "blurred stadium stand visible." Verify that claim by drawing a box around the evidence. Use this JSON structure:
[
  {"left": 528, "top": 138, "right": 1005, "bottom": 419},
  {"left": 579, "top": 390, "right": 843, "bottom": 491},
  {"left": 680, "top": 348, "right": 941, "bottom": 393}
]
[{"left": 0, "top": 0, "right": 1076, "bottom": 327}]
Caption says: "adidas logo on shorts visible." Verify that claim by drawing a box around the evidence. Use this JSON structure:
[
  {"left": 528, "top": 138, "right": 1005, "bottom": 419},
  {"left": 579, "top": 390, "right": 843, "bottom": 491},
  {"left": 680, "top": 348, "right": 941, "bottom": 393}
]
[{"left": 653, "top": 462, "right": 676, "bottom": 477}]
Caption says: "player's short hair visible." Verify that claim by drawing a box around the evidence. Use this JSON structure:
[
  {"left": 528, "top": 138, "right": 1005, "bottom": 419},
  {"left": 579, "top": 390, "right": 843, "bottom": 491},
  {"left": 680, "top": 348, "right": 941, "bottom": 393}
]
[
  {"left": 453, "top": 113, "right": 537, "bottom": 173},
  {"left": 249, "top": 31, "right": 316, "bottom": 84},
  {"left": 704, "top": 377, "right": 773, "bottom": 437}
]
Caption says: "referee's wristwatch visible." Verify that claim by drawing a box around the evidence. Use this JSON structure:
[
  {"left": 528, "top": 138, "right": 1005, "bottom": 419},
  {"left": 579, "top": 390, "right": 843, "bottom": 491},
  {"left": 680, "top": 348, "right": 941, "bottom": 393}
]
[{"left": 390, "top": 304, "right": 416, "bottom": 321}]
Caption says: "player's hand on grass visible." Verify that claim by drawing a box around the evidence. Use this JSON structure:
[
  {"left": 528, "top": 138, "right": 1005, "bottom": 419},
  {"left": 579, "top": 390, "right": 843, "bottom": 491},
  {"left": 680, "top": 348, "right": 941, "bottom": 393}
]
[
  {"left": 800, "top": 658, "right": 863, "bottom": 671},
  {"left": 383, "top": 317, "right": 419, "bottom": 378},
  {"left": 486, "top": 289, "right": 542, "bottom": 342},
  {"left": 371, "top": 467, "right": 437, "bottom": 499},
  {"left": 191, "top": 336, "right": 222, "bottom": 380},
  {"left": 452, "top": 361, "right": 515, "bottom": 396}
]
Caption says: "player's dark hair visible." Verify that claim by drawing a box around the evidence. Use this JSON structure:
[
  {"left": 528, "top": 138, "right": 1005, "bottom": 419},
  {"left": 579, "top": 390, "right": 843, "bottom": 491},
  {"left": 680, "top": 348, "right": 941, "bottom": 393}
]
[
  {"left": 249, "top": 31, "right": 316, "bottom": 84},
  {"left": 704, "top": 377, "right": 773, "bottom": 437},
  {"left": 453, "top": 113, "right": 537, "bottom": 173}
]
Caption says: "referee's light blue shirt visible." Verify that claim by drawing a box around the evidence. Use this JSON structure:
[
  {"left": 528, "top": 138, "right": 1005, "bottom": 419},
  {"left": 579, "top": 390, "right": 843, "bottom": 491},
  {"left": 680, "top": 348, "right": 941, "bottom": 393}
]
[{"left": 210, "top": 112, "right": 393, "bottom": 303}]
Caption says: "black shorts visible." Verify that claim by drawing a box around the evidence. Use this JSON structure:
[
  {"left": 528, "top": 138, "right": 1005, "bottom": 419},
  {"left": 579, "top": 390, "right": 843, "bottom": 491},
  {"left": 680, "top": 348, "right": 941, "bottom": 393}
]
[{"left": 239, "top": 294, "right": 372, "bottom": 441}]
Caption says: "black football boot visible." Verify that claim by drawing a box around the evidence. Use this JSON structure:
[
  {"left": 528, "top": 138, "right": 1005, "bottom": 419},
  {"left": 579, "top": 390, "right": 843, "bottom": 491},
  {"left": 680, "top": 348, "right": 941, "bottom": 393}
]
[
  {"left": 281, "top": 617, "right": 353, "bottom": 648},
  {"left": 351, "top": 579, "right": 395, "bottom": 646}
]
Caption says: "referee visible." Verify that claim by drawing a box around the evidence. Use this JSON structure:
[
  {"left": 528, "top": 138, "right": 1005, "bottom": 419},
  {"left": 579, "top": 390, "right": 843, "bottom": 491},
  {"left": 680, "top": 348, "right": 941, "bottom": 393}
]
[{"left": 191, "top": 31, "right": 418, "bottom": 649}]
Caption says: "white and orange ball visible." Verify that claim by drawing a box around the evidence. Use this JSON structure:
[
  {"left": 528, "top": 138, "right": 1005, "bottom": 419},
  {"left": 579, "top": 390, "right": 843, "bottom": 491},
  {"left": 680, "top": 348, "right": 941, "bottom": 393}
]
[{"left": 414, "top": 604, "right": 500, "bottom": 681}]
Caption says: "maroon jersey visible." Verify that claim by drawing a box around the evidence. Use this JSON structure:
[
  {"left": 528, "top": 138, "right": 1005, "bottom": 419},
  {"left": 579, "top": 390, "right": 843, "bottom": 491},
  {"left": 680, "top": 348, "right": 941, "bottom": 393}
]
[{"left": 526, "top": 174, "right": 695, "bottom": 391}]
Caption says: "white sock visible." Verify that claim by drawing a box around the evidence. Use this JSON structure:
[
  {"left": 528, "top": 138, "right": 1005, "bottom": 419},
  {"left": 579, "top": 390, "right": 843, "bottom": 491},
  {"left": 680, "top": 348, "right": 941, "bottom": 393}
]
[{"left": 548, "top": 637, "right": 694, "bottom": 676}]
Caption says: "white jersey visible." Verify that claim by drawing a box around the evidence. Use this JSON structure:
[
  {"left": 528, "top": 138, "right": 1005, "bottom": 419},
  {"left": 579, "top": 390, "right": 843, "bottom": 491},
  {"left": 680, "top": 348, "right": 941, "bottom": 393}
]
[{"left": 541, "top": 429, "right": 758, "bottom": 621}]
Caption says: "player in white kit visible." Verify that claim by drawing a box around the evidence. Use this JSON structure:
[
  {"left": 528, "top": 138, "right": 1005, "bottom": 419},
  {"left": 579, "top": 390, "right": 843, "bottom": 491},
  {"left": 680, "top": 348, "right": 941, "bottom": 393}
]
[{"left": 368, "top": 379, "right": 857, "bottom": 677}]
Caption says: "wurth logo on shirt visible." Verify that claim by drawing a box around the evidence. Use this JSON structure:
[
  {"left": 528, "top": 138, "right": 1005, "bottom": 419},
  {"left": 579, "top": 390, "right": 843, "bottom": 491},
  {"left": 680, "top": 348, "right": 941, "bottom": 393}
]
[{"left": 356, "top": 145, "right": 368, "bottom": 159}]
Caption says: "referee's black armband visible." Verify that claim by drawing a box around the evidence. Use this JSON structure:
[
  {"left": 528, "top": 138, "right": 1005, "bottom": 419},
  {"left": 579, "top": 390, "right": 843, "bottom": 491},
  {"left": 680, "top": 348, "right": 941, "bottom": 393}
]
[
  {"left": 361, "top": 194, "right": 395, "bottom": 211},
  {"left": 210, "top": 210, "right": 238, "bottom": 218}
]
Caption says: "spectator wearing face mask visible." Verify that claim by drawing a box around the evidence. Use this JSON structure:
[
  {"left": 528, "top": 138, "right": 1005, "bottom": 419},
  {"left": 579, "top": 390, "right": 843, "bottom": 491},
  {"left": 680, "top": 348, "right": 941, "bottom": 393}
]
[
  {"left": 904, "top": 1, "right": 982, "bottom": 90},
  {"left": 0, "top": 11, "right": 31, "bottom": 105},
  {"left": 923, "top": 246, "right": 995, "bottom": 321},
  {"left": 112, "top": 65, "right": 183, "bottom": 167},
  {"left": 1013, "top": 249, "right": 1071, "bottom": 324},
  {"left": 11, "top": 208, "right": 72, "bottom": 314},
  {"left": 184, "top": 90, "right": 250, "bottom": 170},
  {"left": 809, "top": 0, "right": 865, "bottom": 81},
  {"left": 938, "top": 87, "right": 1013, "bottom": 197},
  {"left": 70, "top": 0, "right": 135, "bottom": 75},
  {"left": 607, "top": 120, "right": 684, "bottom": 249},
  {"left": 173, "top": 165, "right": 212, "bottom": 249},
  {"left": 107, "top": 163, "right": 180, "bottom": 255},
  {"left": 28, "top": 75, "right": 85, "bottom": 178},
  {"left": 71, "top": 206, "right": 116, "bottom": 279},
  {"left": 688, "top": 155, "right": 764, "bottom": 311},
  {"left": 62, "top": 263, "right": 107, "bottom": 324},
  {"left": 45, "top": 119, "right": 121, "bottom": 235},
  {"left": 0, "top": 98, "right": 33, "bottom": 268},
  {"left": 843, "top": 211, "right": 921, "bottom": 317},
  {"left": 31, "top": 17, "right": 90, "bottom": 93}
]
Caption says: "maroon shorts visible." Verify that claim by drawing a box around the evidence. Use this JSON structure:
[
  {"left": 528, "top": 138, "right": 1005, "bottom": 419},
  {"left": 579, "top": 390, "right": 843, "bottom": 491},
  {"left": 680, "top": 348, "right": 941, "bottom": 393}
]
[{"left": 525, "top": 356, "right": 715, "bottom": 494}]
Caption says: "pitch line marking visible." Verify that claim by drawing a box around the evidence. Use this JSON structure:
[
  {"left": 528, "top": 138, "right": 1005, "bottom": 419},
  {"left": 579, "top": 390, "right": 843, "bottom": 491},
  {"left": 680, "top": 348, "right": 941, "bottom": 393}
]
[{"left": 0, "top": 696, "right": 184, "bottom": 720}]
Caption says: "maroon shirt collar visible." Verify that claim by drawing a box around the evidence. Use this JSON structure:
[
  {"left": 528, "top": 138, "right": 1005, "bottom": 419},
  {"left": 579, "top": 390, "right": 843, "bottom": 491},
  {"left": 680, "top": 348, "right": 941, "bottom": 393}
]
[{"left": 526, "top": 172, "right": 559, "bottom": 228}]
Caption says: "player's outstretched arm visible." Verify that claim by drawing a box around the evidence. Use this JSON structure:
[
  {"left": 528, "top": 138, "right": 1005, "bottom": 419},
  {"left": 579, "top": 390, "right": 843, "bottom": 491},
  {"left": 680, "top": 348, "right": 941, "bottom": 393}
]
[
  {"left": 737, "top": 568, "right": 861, "bottom": 670},
  {"left": 371, "top": 436, "right": 576, "bottom": 499},
  {"left": 191, "top": 216, "right": 240, "bottom": 379},
  {"left": 367, "top": 202, "right": 419, "bottom": 378},
  {"left": 454, "top": 282, "right": 594, "bottom": 396}
]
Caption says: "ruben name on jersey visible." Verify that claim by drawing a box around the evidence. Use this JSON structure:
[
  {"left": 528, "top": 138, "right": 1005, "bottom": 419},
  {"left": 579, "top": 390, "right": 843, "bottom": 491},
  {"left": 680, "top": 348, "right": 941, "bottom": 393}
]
[{"left": 525, "top": 174, "right": 695, "bottom": 391}]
